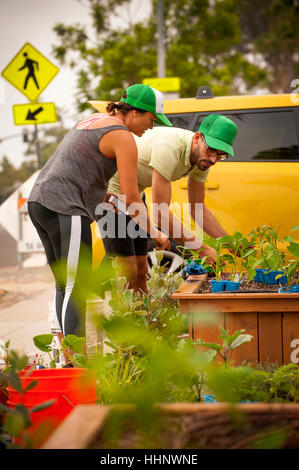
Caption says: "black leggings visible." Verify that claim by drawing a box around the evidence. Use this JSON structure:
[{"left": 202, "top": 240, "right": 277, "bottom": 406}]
[{"left": 28, "top": 202, "right": 92, "bottom": 337}]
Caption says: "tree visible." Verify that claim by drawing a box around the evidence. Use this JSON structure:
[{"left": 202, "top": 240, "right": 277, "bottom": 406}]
[
  {"left": 52, "top": 0, "right": 297, "bottom": 110},
  {"left": 52, "top": 0, "right": 270, "bottom": 110},
  {"left": 237, "top": 0, "right": 299, "bottom": 93},
  {"left": 0, "top": 123, "right": 69, "bottom": 203},
  {"left": 0, "top": 156, "right": 36, "bottom": 203},
  {"left": 24, "top": 125, "right": 69, "bottom": 167}
]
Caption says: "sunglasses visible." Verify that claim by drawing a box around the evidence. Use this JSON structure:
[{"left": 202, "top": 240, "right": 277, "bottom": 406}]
[{"left": 201, "top": 134, "right": 230, "bottom": 161}]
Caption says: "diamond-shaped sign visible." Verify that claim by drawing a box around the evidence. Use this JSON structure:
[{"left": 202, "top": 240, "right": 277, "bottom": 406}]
[{"left": 1, "top": 42, "right": 59, "bottom": 102}]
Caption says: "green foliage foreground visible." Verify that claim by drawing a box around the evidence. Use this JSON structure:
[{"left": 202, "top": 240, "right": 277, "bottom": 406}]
[{"left": 1, "top": 249, "right": 298, "bottom": 448}]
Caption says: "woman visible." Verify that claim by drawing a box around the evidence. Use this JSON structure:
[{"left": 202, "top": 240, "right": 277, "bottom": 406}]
[{"left": 28, "top": 84, "right": 171, "bottom": 354}]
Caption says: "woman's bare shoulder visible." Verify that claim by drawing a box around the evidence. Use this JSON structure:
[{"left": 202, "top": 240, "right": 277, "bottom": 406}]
[{"left": 76, "top": 113, "right": 127, "bottom": 130}]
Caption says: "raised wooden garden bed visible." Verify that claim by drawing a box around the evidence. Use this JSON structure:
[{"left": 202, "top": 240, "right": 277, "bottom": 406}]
[
  {"left": 171, "top": 275, "right": 299, "bottom": 366},
  {"left": 41, "top": 403, "right": 299, "bottom": 449}
]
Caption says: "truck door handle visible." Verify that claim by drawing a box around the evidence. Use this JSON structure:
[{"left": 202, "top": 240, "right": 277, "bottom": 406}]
[
  {"left": 179, "top": 181, "right": 219, "bottom": 190},
  {"left": 205, "top": 182, "right": 219, "bottom": 190}
]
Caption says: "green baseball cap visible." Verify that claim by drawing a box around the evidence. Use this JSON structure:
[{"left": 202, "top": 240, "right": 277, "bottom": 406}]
[
  {"left": 198, "top": 114, "right": 238, "bottom": 157},
  {"left": 120, "top": 84, "right": 172, "bottom": 127}
]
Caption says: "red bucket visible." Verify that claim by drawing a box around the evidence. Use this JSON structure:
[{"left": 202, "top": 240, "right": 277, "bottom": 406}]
[{"left": 7, "top": 368, "right": 97, "bottom": 447}]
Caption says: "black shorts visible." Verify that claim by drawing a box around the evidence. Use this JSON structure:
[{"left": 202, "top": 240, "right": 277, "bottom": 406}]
[{"left": 97, "top": 196, "right": 149, "bottom": 257}]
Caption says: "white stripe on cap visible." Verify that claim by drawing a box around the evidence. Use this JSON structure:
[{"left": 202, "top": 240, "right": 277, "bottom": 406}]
[{"left": 150, "top": 87, "right": 164, "bottom": 113}]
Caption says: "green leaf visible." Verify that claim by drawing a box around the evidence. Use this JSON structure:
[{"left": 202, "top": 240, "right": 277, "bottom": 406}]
[
  {"left": 230, "top": 334, "right": 253, "bottom": 350},
  {"left": 33, "top": 334, "right": 54, "bottom": 353},
  {"left": 226, "top": 329, "right": 245, "bottom": 347},
  {"left": 196, "top": 340, "right": 222, "bottom": 352},
  {"left": 31, "top": 399, "right": 55, "bottom": 413},
  {"left": 62, "top": 335, "right": 85, "bottom": 353},
  {"left": 14, "top": 404, "right": 31, "bottom": 427},
  {"left": 23, "top": 380, "right": 39, "bottom": 393},
  {"left": 199, "top": 349, "right": 217, "bottom": 364},
  {"left": 0, "top": 401, "right": 12, "bottom": 414},
  {"left": 287, "top": 242, "right": 299, "bottom": 258},
  {"left": 4, "top": 413, "right": 26, "bottom": 437},
  {"left": 7, "top": 371, "right": 23, "bottom": 393}
]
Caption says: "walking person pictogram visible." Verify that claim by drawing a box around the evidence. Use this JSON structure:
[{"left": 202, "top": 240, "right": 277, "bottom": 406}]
[{"left": 18, "top": 52, "right": 39, "bottom": 90}]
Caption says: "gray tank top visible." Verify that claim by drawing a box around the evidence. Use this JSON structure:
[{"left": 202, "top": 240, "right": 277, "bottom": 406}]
[{"left": 28, "top": 124, "right": 128, "bottom": 221}]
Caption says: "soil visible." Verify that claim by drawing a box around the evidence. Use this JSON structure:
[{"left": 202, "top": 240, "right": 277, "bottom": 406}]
[
  {"left": 92, "top": 409, "right": 299, "bottom": 449},
  {"left": 198, "top": 272, "right": 298, "bottom": 294}
]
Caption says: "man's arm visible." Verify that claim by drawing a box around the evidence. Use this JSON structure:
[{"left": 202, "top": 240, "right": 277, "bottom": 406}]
[
  {"left": 151, "top": 170, "right": 216, "bottom": 263},
  {"left": 188, "top": 177, "right": 228, "bottom": 238}
]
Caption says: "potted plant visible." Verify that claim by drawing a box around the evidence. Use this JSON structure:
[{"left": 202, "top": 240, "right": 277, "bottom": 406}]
[
  {"left": 171, "top": 225, "right": 299, "bottom": 366},
  {"left": 40, "top": 323, "right": 299, "bottom": 450},
  {"left": 248, "top": 225, "right": 297, "bottom": 286},
  {"left": 277, "top": 229, "right": 299, "bottom": 293},
  {"left": 0, "top": 336, "right": 97, "bottom": 448}
]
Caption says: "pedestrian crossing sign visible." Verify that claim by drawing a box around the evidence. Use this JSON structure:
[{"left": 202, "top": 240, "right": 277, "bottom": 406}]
[{"left": 1, "top": 42, "right": 59, "bottom": 102}]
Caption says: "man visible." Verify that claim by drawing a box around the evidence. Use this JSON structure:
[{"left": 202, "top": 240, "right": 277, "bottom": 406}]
[{"left": 98, "top": 113, "right": 238, "bottom": 293}]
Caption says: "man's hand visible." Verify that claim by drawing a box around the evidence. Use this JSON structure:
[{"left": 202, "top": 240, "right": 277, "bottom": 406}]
[
  {"left": 153, "top": 231, "right": 171, "bottom": 251},
  {"left": 197, "top": 245, "right": 217, "bottom": 267}
]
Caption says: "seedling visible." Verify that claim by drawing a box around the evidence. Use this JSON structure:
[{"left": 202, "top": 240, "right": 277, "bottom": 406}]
[
  {"left": 32, "top": 334, "right": 85, "bottom": 368},
  {"left": 196, "top": 325, "right": 253, "bottom": 366}
]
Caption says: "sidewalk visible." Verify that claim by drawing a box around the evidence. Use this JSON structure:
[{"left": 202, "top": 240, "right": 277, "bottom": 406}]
[
  {"left": 0, "top": 263, "right": 105, "bottom": 359},
  {"left": 0, "top": 264, "right": 53, "bottom": 356}
]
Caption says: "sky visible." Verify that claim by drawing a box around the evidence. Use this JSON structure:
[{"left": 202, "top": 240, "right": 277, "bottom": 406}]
[{"left": 0, "top": 0, "right": 151, "bottom": 169}]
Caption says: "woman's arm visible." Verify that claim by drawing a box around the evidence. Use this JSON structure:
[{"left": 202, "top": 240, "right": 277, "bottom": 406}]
[{"left": 102, "top": 130, "right": 170, "bottom": 250}]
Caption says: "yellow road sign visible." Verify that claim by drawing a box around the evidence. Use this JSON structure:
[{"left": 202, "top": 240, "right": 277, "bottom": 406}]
[
  {"left": 1, "top": 42, "right": 59, "bottom": 102},
  {"left": 142, "top": 77, "right": 180, "bottom": 92},
  {"left": 13, "top": 102, "right": 58, "bottom": 125}
]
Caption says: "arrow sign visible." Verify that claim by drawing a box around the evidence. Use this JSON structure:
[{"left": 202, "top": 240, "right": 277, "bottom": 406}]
[
  {"left": 13, "top": 102, "right": 58, "bottom": 126},
  {"left": 26, "top": 106, "right": 44, "bottom": 121}
]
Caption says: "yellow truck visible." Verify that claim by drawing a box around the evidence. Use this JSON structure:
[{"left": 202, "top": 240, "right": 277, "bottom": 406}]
[{"left": 89, "top": 86, "right": 299, "bottom": 271}]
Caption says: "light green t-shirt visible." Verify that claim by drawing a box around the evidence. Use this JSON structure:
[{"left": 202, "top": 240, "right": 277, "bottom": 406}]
[{"left": 108, "top": 126, "right": 210, "bottom": 196}]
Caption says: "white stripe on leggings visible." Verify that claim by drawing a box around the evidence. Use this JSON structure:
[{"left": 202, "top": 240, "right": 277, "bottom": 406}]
[
  {"left": 53, "top": 291, "right": 62, "bottom": 332},
  {"left": 61, "top": 215, "right": 82, "bottom": 335}
]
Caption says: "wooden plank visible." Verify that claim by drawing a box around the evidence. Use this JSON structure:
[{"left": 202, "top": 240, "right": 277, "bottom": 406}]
[
  {"left": 42, "top": 404, "right": 112, "bottom": 449},
  {"left": 192, "top": 310, "right": 225, "bottom": 359},
  {"left": 225, "top": 312, "right": 258, "bottom": 366},
  {"left": 175, "top": 274, "right": 207, "bottom": 294},
  {"left": 258, "top": 312, "right": 283, "bottom": 365},
  {"left": 282, "top": 312, "right": 299, "bottom": 365},
  {"left": 178, "top": 298, "right": 224, "bottom": 347},
  {"left": 172, "top": 295, "right": 299, "bottom": 313}
]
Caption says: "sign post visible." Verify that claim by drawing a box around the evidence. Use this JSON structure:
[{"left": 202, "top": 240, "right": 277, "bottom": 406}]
[
  {"left": 1, "top": 43, "right": 60, "bottom": 267},
  {"left": 142, "top": 77, "right": 181, "bottom": 99}
]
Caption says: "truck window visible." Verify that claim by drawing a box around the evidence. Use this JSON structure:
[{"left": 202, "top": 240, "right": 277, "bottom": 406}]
[
  {"left": 164, "top": 113, "right": 194, "bottom": 129},
  {"left": 194, "top": 109, "right": 299, "bottom": 162}
]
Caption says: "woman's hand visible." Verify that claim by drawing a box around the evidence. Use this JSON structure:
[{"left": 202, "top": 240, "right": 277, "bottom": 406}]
[{"left": 103, "top": 191, "right": 119, "bottom": 204}]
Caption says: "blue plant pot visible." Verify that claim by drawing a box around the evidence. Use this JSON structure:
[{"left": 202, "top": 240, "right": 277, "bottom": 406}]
[
  {"left": 278, "top": 285, "right": 299, "bottom": 293},
  {"left": 225, "top": 281, "right": 241, "bottom": 291},
  {"left": 210, "top": 280, "right": 227, "bottom": 292},
  {"left": 278, "top": 286, "right": 290, "bottom": 293},
  {"left": 263, "top": 270, "right": 286, "bottom": 285},
  {"left": 182, "top": 260, "right": 209, "bottom": 278},
  {"left": 203, "top": 394, "right": 218, "bottom": 404},
  {"left": 253, "top": 268, "right": 264, "bottom": 283}
]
